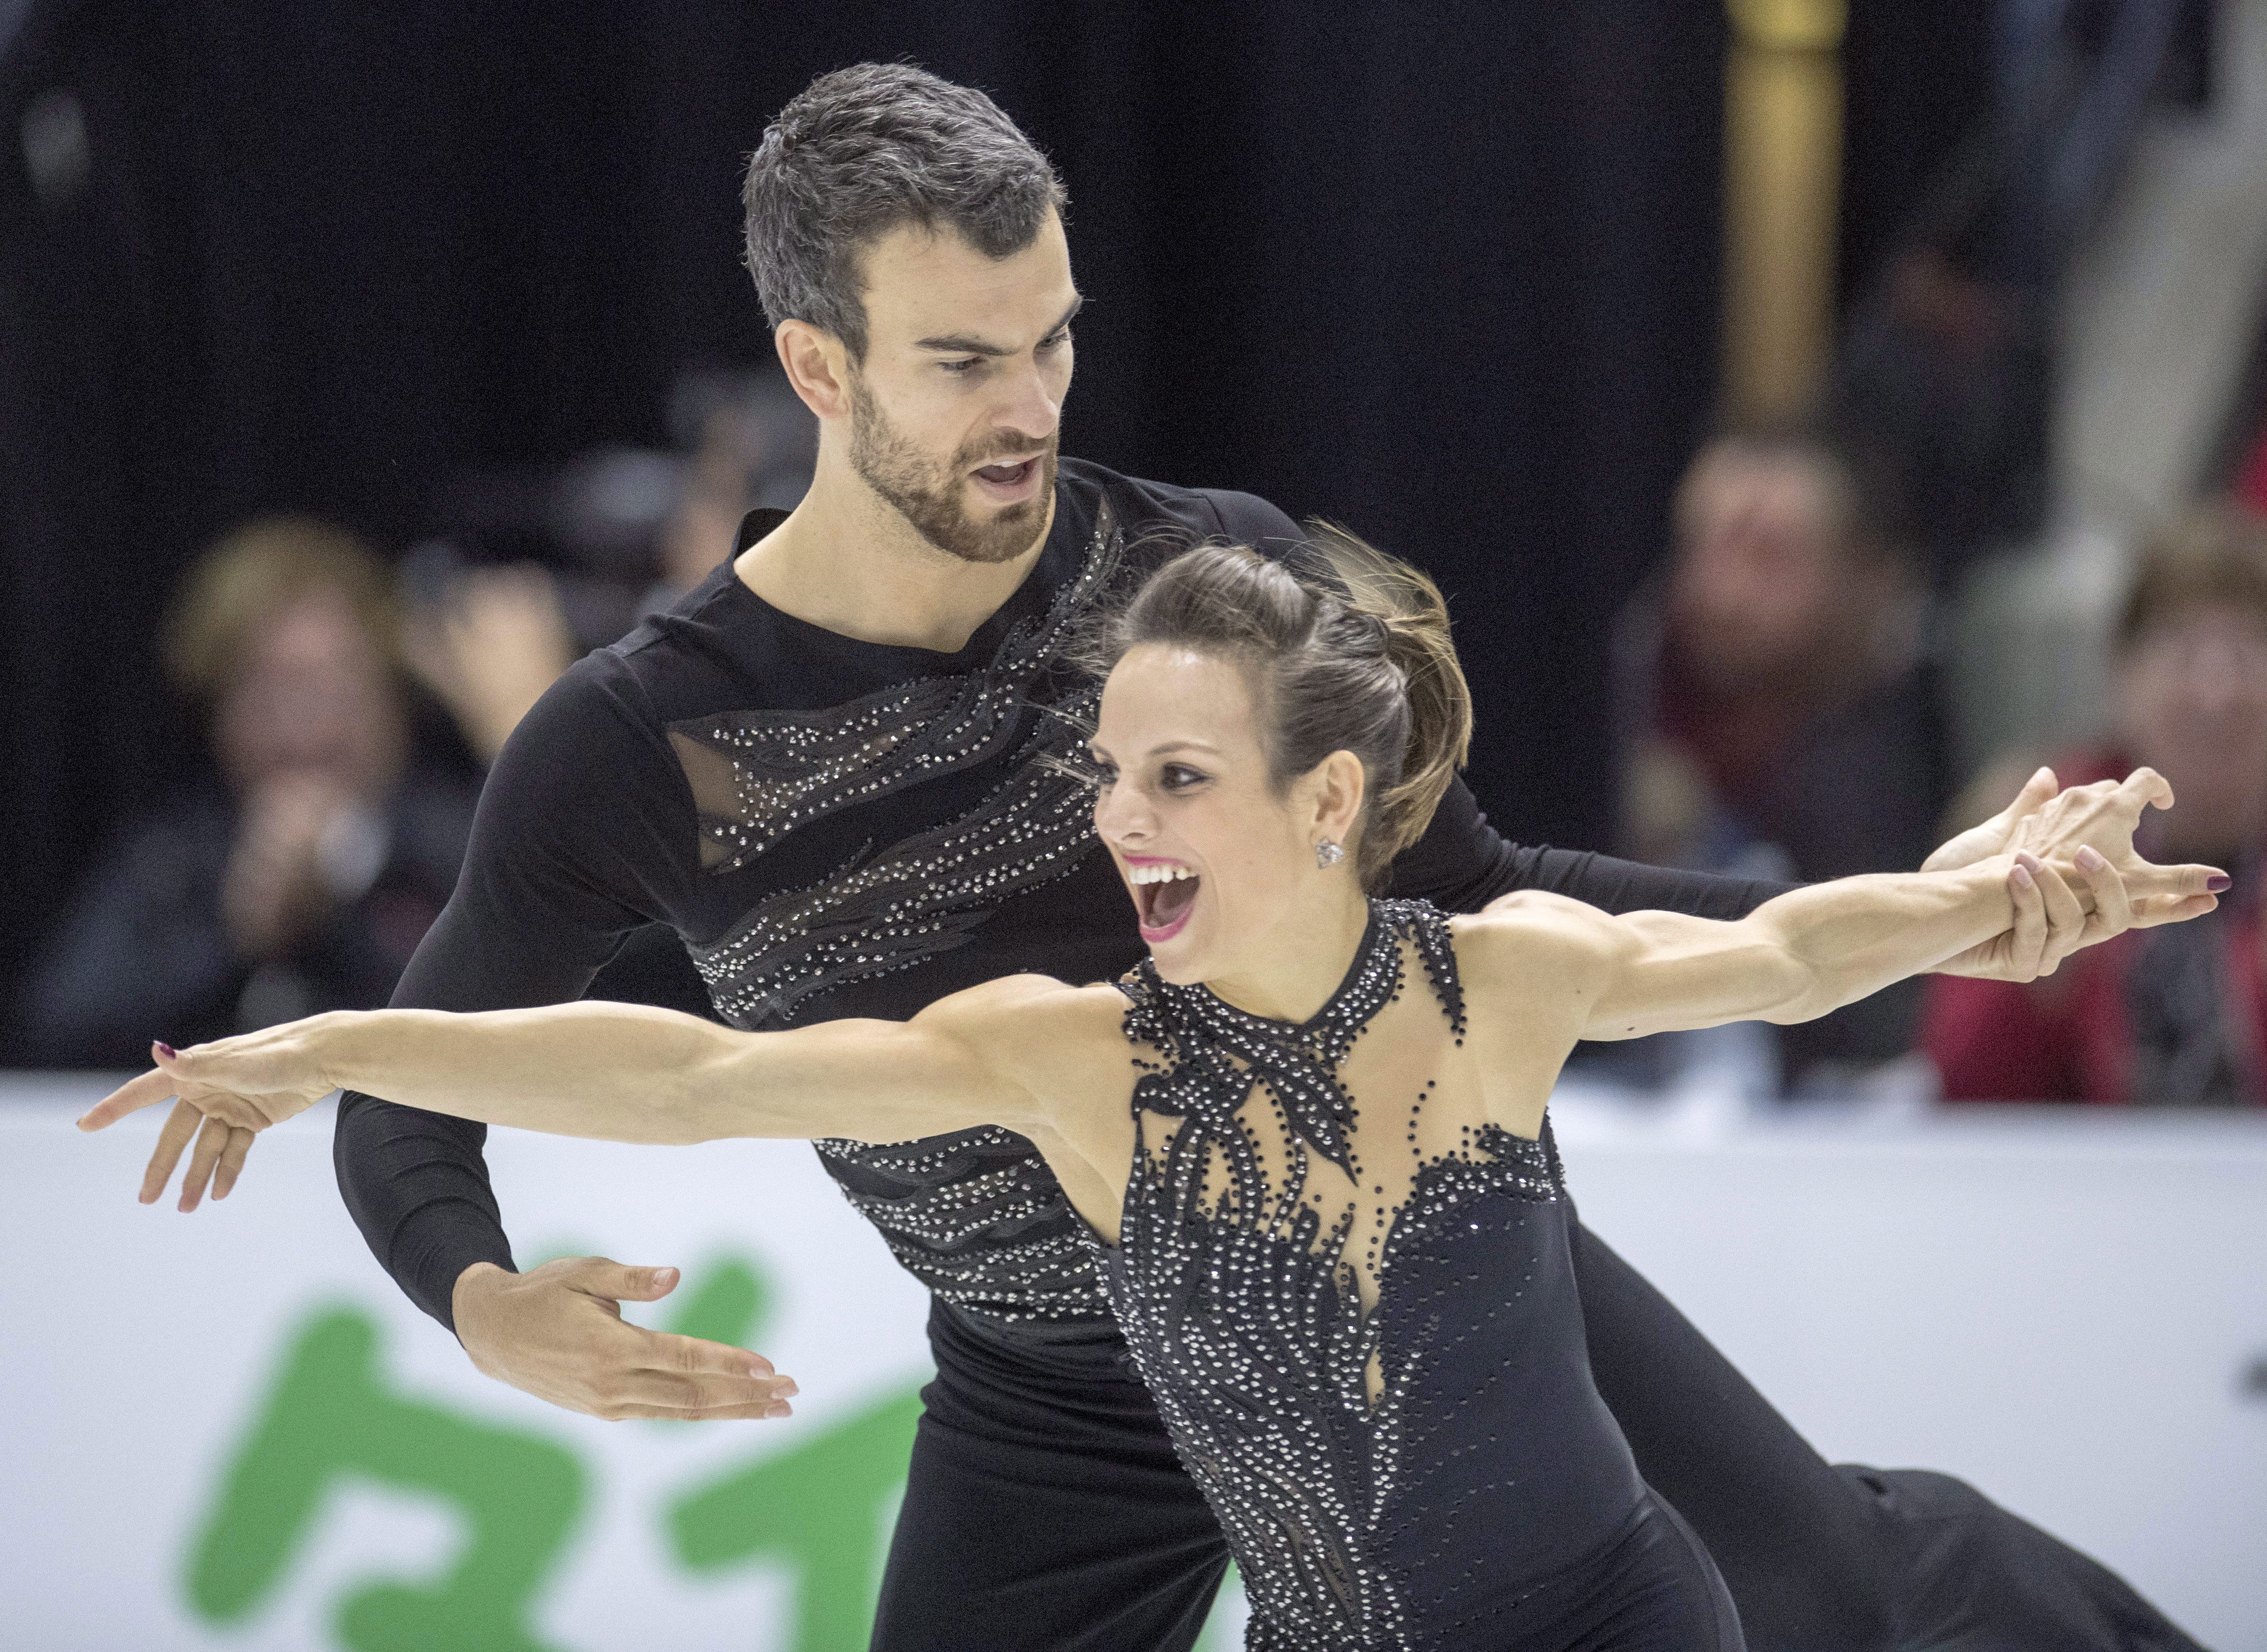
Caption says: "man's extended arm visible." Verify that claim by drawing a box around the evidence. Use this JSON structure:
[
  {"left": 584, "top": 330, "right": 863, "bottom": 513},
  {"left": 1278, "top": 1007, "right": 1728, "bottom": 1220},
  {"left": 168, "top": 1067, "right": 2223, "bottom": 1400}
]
[
  {"left": 1387, "top": 773, "right": 1794, "bottom": 920},
  {"left": 332, "top": 664, "right": 675, "bottom": 1328}
]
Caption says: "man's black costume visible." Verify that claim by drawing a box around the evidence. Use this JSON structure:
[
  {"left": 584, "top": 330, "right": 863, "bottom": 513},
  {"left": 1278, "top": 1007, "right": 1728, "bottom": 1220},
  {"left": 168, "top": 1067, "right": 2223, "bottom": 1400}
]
[{"left": 337, "top": 458, "right": 2199, "bottom": 1651}]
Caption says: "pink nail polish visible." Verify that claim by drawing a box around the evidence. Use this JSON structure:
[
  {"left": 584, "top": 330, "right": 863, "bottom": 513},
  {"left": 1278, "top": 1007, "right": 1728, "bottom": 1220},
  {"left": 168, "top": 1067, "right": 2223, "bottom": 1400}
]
[
  {"left": 155, "top": 1042, "right": 177, "bottom": 1060},
  {"left": 2209, "top": 874, "right": 2233, "bottom": 893}
]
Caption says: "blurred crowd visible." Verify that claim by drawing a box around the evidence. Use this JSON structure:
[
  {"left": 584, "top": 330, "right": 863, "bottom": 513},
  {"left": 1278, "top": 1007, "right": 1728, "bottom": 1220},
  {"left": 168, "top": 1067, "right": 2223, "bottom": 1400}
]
[
  {"left": 1606, "top": 412, "right": 2267, "bottom": 1108},
  {"left": 11, "top": 368, "right": 812, "bottom": 1067}
]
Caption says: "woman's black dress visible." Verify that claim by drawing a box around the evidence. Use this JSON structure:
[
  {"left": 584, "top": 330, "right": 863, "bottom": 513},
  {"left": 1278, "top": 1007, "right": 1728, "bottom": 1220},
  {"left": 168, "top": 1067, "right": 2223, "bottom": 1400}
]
[{"left": 1097, "top": 898, "right": 1743, "bottom": 1651}]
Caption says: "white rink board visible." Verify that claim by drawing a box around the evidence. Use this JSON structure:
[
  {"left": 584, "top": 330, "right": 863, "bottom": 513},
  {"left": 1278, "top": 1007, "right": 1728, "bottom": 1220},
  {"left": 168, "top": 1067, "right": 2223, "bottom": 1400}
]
[{"left": 3, "top": 1075, "right": 2262, "bottom": 1651}]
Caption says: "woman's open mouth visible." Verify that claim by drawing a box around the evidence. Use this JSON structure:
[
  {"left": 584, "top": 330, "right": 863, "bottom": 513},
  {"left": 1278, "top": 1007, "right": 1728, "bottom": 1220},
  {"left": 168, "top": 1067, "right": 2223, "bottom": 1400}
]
[{"left": 1130, "top": 861, "right": 1200, "bottom": 943}]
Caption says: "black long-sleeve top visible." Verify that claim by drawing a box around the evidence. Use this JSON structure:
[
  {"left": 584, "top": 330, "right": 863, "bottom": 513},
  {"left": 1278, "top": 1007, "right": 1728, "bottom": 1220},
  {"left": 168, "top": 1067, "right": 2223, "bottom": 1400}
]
[{"left": 336, "top": 460, "right": 1792, "bottom": 1332}]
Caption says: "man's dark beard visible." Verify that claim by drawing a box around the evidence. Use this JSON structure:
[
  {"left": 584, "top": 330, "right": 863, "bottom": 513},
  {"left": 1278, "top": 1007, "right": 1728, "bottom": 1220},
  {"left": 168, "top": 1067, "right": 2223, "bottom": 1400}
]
[{"left": 848, "top": 374, "right": 1057, "bottom": 566}]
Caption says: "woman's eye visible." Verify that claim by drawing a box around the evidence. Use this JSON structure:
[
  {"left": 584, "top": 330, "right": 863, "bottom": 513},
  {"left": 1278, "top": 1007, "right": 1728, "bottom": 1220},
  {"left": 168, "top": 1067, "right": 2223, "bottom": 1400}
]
[{"left": 1160, "top": 764, "right": 1207, "bottom": 791}]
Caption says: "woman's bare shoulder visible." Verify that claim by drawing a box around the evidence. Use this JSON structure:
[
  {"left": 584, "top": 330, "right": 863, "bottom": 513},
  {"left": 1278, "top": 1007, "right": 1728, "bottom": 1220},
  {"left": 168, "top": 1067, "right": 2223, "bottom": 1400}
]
[
  {"left": 913, "top": 974, "right": 1136, "bottom": 1069},
  {"left": 1449, "top": 895, "right": 1633, "bottom": 985}
]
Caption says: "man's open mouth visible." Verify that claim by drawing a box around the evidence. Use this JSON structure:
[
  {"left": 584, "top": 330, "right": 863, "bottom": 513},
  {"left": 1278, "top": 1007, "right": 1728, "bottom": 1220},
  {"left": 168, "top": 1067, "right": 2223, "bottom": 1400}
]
[
  {"left": 973, "top": 457, "right": 1039, "bottom": 488},
  {"left": 1130, "top": 862, "right": 1200, "bottom": 940}
]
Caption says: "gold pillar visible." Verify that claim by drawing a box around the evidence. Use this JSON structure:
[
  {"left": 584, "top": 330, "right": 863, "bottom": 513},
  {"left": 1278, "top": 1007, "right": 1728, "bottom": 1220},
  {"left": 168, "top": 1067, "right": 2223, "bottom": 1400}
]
[{"left": 1722, "top": 0, "right": 1848, "bottom": 423}]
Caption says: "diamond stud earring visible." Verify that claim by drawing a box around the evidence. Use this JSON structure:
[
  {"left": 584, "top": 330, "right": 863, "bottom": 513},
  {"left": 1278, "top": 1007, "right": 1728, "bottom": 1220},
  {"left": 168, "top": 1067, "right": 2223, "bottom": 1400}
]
[{"left": 1315, "top": 838, "right": 1345, "bottom": 869}]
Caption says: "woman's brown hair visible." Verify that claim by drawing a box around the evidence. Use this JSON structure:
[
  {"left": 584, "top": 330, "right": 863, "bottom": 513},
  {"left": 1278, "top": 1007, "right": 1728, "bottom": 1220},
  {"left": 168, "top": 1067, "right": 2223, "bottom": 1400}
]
[{"left": 1088, "top": 527, "right": 1473, "bottom": 889}]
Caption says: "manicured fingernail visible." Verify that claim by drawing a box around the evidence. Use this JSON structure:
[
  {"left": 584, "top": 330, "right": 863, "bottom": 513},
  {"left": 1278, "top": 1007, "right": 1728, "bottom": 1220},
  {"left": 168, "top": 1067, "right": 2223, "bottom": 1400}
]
[
  {"left": 2076, "top": 846, "right": 2106, "bottom": 870},
  {"left": 155, "top": 1043, "right": 176, "bottom": 1060},
  {"left": 2209, "top": 874, "right": 2233, "bottom": 893},
  {"left": 651, "top": 1267, "right": 677, "bottom": 1288},
  {"left": 766, "top": 1401, "right": 793, "bottom": 1418},
  {"left": 2011, "top": 863, "right": 2035, "bottom": 890},
  {"left": 747, "top": 1356, "right": 774, "bottom": 1378},
  {"left": 776, "top": 1378, "right": 798, "bottom": 1398}
]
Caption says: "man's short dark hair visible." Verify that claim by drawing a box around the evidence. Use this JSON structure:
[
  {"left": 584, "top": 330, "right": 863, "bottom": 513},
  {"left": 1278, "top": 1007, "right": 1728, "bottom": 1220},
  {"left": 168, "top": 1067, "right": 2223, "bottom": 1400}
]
[{"left": 742, "top": 63, "right": 1067, "bottom": 360}]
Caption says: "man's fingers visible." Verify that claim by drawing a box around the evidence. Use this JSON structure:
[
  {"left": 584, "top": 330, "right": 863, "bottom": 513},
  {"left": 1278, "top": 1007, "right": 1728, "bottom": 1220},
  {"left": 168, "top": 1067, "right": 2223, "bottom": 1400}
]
[
  {"left": 78, "top": 1067, "right": 178, "bottom": 1133},
  {"left": 613, "top": 1343, "right": 800, "bottom": 1418},
  {"left": 654, "top": 1330, "right": 778, "bottom": 1382},
  {"left": 568, "top": 1259, "right": 681, "bottom": 1303},
  {"left": 140, "top": 1099, "right": 203, "bottom": 1204},
  {"left": 211, "top": 1126, "right": 257, "bottom": 1200},
  {"left": 2117, "top": 766, "right": 2175, "bottom": 813},
  {"left": 177, "top": 1113, "right": 233, "bottom": 1212},
  {"left": 606, "top": 1397, "right": 798, "bottom": 1422},
  {"left": 612, "top": 1365, "right": 799, "bottom": 1416},
  {"left": 2008, "top": 766, "right": 2058, "bottom": 822}
]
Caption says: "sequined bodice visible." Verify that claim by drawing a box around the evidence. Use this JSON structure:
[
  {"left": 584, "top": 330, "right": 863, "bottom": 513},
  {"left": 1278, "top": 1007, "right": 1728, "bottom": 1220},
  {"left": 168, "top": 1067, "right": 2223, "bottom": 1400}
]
[{"left": 1099, "top": 900, "right": 1645, "bottom": 1650}]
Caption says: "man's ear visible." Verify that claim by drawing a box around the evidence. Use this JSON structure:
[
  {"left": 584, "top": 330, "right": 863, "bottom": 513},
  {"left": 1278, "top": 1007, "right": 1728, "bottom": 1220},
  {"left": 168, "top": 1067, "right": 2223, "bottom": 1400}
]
[{"left": 776, "top": 320, "right": 853, "bottom": 422}]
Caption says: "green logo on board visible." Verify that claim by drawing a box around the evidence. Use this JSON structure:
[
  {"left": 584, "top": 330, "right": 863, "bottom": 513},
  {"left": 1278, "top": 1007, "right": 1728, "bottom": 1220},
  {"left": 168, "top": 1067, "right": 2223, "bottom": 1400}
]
[{"left": 183, "top": 1253, "right": 1241, "bottom": 1650}]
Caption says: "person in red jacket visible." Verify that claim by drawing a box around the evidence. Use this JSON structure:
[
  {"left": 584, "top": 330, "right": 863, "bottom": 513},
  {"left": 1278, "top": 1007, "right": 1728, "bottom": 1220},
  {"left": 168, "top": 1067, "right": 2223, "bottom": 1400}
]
[{"left": 1925, "top": 501, "right": 2267, "bottom": 1105}]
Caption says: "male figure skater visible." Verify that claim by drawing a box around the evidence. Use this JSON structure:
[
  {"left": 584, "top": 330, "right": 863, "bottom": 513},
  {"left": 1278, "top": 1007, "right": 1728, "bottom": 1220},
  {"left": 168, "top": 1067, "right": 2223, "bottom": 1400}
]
[{"left": 167, "top": 64, "right": 2211, "bottom": 1652}]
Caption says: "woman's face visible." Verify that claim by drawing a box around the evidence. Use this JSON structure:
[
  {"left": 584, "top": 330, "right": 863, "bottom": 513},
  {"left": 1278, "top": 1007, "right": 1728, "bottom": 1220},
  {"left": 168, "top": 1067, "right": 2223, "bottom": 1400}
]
[
  {"left": 2118, "top": 601, "right": 2267, "bottom": 860},
  {"left": 1090, "top": 645, "right": 1344, "bottom": 986}
]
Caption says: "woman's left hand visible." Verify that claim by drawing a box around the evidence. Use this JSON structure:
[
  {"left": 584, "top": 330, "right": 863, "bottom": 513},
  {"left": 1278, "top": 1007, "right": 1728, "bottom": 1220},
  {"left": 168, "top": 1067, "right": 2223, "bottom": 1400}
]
[{"left": 78, "top": 1028, "right": 339, "bottom": 1210}]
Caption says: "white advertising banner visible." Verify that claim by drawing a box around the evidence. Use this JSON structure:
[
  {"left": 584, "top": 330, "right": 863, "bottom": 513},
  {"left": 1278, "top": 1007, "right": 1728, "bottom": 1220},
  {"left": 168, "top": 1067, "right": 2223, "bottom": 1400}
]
[{"left": 5, "top": 1077, "right": 2263, "bottom": 1650}]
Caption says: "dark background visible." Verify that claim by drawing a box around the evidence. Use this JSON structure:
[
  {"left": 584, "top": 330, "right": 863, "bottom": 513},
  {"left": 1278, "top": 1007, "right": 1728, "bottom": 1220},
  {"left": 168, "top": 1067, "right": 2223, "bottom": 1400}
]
[{"left": 0, "top": 1, "right": 1988, "bottom": 1029}]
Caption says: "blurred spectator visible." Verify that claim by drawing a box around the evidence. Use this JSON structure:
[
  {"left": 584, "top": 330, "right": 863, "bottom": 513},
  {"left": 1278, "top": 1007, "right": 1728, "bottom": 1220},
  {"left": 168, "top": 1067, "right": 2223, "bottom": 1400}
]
[
  {"left": 403, "top": 561, "right": 577, "bottom": 764},
  {"left": 647, "top": 366, "right": 817, "bottom": 607},
  {"left": 14, "top": 518, "right": 481, "bottom": 1066},
  {"left": 1616, "top": 422, "right": 1953, "bottom": 1089},
  {"left": 1925, "top": 501, "right": 2267, "bottom": 1107}
]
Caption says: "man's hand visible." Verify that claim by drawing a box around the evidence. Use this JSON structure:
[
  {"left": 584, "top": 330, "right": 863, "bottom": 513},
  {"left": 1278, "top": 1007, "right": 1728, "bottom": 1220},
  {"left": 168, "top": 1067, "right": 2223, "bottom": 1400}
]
[
  {"left": 452, "top": 1259, "right": 798, "bottom": 1422},
  {"left": 1924, "top": 767, "right": 2226, "bottom": 981}
]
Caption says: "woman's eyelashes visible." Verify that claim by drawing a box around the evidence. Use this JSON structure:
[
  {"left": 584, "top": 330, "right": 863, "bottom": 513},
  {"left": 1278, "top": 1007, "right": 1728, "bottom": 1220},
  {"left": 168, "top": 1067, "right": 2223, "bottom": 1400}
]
[{"left": 1080, "top": 751, "right": 1208, "bottom": 794}]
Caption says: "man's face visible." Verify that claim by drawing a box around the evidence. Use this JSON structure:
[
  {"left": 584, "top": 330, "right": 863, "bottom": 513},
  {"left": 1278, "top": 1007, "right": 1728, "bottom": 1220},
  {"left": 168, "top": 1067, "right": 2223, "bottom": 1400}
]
[{"left": 843, "top": 212, "right": 1078, "bottom": 564}]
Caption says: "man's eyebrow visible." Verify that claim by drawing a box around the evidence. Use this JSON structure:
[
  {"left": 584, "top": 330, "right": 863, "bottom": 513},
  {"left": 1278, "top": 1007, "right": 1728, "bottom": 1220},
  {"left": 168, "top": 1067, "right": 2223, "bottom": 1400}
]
[{"left": 915, "top": 294, "right": 1084, "bottom": 357}]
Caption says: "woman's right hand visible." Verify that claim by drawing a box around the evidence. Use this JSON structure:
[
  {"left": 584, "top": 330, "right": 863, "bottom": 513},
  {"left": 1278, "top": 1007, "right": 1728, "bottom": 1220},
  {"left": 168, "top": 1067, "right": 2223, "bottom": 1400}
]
[{"left": 77, "top": 1024, "right": 343, "bottom": 1210}]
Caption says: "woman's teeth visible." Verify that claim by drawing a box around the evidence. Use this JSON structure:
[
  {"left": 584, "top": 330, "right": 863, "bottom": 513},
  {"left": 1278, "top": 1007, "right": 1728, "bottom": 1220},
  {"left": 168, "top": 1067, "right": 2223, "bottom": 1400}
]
[{"left": 1129, "top": 864, "right": 1194, "bottom": 884}]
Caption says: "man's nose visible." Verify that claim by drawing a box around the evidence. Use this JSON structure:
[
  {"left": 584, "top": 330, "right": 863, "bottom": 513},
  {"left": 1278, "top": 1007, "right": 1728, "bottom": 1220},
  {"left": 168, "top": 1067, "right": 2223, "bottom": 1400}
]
[{"left": 992, "top": 359, "right": 1061, "bottom": 441}]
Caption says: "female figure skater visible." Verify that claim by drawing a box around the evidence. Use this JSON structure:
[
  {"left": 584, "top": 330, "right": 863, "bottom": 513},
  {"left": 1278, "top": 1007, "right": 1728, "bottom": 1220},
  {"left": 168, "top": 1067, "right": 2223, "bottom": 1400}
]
[{"left": 84, "top": 538, "right": 2203, "bottom": 1651}]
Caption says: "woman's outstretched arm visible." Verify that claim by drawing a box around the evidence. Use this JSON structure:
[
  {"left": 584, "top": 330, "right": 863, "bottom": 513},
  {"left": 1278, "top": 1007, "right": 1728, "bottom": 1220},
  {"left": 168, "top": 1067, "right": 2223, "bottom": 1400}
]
[
  {"left": 78, "top": 978, "right": 1059, "bottom": 1183},
  {"left": 1470, "top": 832, "right": 2217, "bottom": 1050}
]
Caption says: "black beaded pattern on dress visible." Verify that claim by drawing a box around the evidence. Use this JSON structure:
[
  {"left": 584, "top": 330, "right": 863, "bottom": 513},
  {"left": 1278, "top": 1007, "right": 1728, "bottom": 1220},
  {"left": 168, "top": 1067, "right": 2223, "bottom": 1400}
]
[
  {"left": 676, "top": 499, "right": 1139, "bottom": 1323},
  {"left": 1102, "top": 899, "right": 1567, "bottom": 1650}
]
